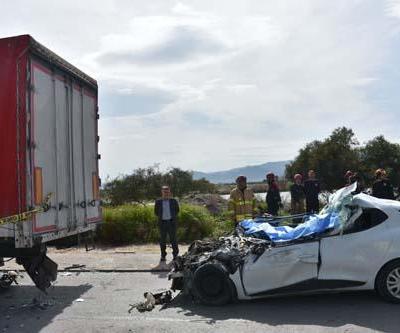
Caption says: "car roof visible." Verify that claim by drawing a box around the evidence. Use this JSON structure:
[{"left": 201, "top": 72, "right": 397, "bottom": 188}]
[{"left": 352, "top": 193, "right": 400, "bottom": 212}]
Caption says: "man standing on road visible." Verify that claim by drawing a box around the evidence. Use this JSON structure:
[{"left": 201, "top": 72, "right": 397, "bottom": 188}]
[
  {"left": 372, "top": 169, "right": 395, "bottom": 200},
  {"left": 154, "top": 186, "right": 180, "bottom": 262},
  {"left": 290, "top": 174, "right": 305, "bottom": 215},
  {"left": 228, "top": 176, "right": 256, "bottom": 226},
  {"left": 304, "top": 169, "right": 321, "bottom": 213}
]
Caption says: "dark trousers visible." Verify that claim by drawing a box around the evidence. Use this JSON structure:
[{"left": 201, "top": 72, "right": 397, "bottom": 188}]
[
  {"left": 159, "top": 220, "right": 179, "bottom": 258},
  {"left": 267, "top": 202, "right": 279, "bottom": 216},
  {"left": 306, "top": 198, "right": 319, "bottom": 214}
]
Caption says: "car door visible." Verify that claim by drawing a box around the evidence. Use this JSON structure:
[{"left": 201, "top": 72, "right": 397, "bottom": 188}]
[
  {"left": 242, "top": 241, "right": 319, "bottom": 296},
  {"left": 319, "top": 209, "right": 390, "bottom": 284}
]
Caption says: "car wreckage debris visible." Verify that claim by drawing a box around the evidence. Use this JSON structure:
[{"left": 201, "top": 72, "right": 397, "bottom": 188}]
[
  {"left": 0, "top": 271, "right": 22, "bottom": 289},
  {"left": 129, "top": 290, "right": 173, "bottom": 313},
  {"left": 169, "top": 235, "right": 271, "bottom": 295}
]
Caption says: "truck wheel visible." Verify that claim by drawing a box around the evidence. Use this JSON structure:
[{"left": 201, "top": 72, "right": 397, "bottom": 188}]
[
  {"left": 376, "top": 260, "right": 400, "bottom": 303},
  {"left": 193, "top": 263, "right": 234, "bottom": 306}
]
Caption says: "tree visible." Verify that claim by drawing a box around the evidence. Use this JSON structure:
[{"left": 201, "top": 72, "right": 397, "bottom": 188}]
[
  {"left": 102, "top": 166, "right": 217, "bottom": 205},
  {"left": 359, "top": 136, "right": 400, "bottom": 186},
  {"left": 286, "top": 127, "right": 361, "bottom": 190}
]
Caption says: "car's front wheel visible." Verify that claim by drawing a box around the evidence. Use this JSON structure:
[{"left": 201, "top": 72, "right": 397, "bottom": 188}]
[
  {"left": 193, "top": 263, "right": 235, "bottom": 306},
  {"left": 376, "top": 260, "right": 400, "bottom": 303}
]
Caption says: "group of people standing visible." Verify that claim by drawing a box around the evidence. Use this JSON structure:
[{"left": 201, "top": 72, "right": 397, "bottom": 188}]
[
  {"left": 228, "top": 170, "right": 321, "bottom": 225},
  {"left": 229, "top": 167, "right": 396, "bottom": 226},
  {"left": 290, "top": 170, "right": 321, "bottom": 215}
]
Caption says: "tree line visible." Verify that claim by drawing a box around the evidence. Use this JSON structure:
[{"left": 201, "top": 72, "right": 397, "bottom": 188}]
[
  {"left": 102, "top": 166, "right": 216, "bottom": 205},
  {"left": 103, "top": 127, "right": 399, "bottom": 205},
  {"left": 285, "top": 127, "right": 400, "bottom": 191}
]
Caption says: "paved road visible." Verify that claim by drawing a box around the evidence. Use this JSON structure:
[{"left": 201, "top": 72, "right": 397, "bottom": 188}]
[
  {"left": 1, "top": 271, "right": 399, "bottom": 333},
  {"left": 4, "top": 245, "right": 189, "bottom": 272}
]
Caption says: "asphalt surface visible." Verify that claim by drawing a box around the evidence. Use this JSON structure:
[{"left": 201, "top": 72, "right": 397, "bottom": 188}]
[
  {"left": 3, "top": 245, "right": 190, "bottom": 272},
  {"left": 1, "top": 271, "right": 400, "bottom": 333}
]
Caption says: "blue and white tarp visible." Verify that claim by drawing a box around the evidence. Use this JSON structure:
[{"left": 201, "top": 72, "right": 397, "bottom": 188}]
[
  {"left": 240, "top": 213, "right": 340, "bottom": 242},
  {"left": 240, "top": 183, "right": 357, "bottom": 243}
]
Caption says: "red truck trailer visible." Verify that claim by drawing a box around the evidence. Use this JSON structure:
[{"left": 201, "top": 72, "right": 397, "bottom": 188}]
[{"left": 0, "top": 35, "right": 101, "bottom": 290}]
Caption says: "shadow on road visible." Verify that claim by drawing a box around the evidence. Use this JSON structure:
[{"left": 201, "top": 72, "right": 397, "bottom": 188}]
[
  {"left": 170, "top": 291, "right": 400, "bottom": 332},
  {"left": 0, "top": 284, "right": 92, "bottom": 333}
]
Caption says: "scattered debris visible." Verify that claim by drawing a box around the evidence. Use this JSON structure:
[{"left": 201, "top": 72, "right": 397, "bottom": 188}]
[
  {"left": 74, "top": 298, "right": 85, "bottom": 302},
  {"left": 129, "top": 290, "right": 173, "bottom": 313},
  {"left": 170, "top": 235, "right": 271, "bottom": 294},
  {"left": 60, "top": 272, "right": 73, "bottom": 276},
  {"left": 0, "top": 271, "right": 22, "bottom": 289}
]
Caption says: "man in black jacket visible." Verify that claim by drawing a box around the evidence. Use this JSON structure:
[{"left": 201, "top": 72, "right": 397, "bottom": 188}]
[
  {"left": 154, "top": 186, "right": 180, "bottom": 262},
  {"left": 304, "top": 170, "right": 321, "bottom": 213},
  {"left": 372, "top": 169, "right": 395, "bottom": 200},
  {"left": 290, "top": 174, "right": 305, "bottom": 215},
  {"left": 266, "top": 172, "right": 282, "bottom": 216}
]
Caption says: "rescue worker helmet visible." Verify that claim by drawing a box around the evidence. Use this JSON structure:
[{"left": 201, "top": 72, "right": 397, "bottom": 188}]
[{"left": 236, "top": 175, "right": 247, "bottom": 183}]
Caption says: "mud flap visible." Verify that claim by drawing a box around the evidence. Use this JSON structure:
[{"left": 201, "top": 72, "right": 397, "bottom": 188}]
[{"left": 18, "top": 254, "right": 58, "bottom": 292}]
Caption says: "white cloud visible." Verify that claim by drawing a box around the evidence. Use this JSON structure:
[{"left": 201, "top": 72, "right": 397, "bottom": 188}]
[
  {"left": 1, "top": 0, "right": 399, "bottom": 179},
  {"left": 386, "top": 0, "right": 400, "bottom": 18}
]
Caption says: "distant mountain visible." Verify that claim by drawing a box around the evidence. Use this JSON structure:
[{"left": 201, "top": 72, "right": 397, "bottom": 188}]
[{"left": 193, "top": 161, "right": 290, "bottom": 184}]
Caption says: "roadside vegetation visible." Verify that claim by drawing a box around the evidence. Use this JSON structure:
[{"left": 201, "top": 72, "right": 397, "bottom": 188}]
[
  {"left": 100, "top": 204, "right": 234, "bottom": 244},
  {"left": 102, "top": 166, "right": 216, "bottom": 206}
]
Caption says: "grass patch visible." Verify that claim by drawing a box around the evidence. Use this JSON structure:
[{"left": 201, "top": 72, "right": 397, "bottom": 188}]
[{"left": 100, "top": 204, "right": 232, "bottom": 244}]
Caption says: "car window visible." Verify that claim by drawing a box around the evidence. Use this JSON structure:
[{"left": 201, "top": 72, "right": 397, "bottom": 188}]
[{"left": 343, "top": 208, "right": 388, "bottom": 234}]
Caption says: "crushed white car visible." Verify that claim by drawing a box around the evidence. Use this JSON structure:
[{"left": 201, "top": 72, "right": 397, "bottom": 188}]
[{"left": 170, "top": 183, "right": 400, "bottom": 304}]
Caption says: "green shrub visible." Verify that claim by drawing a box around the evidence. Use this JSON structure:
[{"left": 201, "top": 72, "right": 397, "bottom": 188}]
[
  {"left": 99, "top": 203, "right": 228, "bottom": 244},
  {"left": 177, "top": 204, "right": 215, "bottom": 241},
  {"left": 101, "top": 204, "right": 159, "bottom": 243}
]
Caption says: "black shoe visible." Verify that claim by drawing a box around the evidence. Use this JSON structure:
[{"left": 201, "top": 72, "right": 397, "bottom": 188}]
[{"left": 160, "top": 257, "right": 166, "bottom": 262}]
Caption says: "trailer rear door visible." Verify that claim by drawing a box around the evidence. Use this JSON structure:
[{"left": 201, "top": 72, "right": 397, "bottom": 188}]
[
  {"left": 31, "top": 62, "right": 58, "bottom": 233},
  {"left": 82, "top": 92, "right": 100, "bottom": 222}
]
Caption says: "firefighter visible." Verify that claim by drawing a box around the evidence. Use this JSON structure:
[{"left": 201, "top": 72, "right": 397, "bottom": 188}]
[
  {"left": 372, "top": 169, "right": 395, "bottom": 200},
  {"left": 304, "top": 169, "right": 321, "bottom": 213},
  {"left": 290, "top": 174, "right": 305, "bottom": 215},
  {"left": 266, "top": 172, "right": 282, "bottom": 216},
  {"left": 228, "top": 176, "right": 256, "bottom": 225}
]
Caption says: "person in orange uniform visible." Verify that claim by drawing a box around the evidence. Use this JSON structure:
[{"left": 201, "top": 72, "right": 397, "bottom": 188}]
[{"left": 228, "top": 176, "right": 256, "bottom": 226}]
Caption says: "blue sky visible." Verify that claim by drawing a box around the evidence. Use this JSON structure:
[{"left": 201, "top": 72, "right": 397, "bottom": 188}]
[{"left": 1, "top": 0, "right": 400, "bottom": 179}]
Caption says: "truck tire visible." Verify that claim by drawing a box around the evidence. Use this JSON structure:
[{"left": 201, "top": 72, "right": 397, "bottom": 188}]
[
  {"left": 193, "top": 263, "right": 234, "bottom": 306},
  {"left": 375, "top": 259, "right": 400, "bottom": 303}
]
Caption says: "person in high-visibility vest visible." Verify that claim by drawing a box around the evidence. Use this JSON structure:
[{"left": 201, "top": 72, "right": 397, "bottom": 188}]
[{"left": 228, "top": 176, "right": 256, "bottom": 225}]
